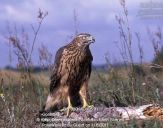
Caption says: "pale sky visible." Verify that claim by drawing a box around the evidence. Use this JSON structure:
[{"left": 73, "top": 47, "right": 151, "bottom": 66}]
[{"left": 0, "top": 0, "right": 163, "bottom": 67}]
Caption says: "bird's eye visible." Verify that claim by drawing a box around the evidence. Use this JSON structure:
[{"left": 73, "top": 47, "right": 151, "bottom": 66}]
[{"left": 82, "top": 36, "right": 86, "bottom": 39}]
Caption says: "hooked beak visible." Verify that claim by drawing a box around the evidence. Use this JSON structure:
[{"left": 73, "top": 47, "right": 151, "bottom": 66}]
[
  {"left": 88, "top": 36, "right": 95, "bottom": 43},
  {"left": 92, "top": 37, "right": 95, "bottom": 43}
]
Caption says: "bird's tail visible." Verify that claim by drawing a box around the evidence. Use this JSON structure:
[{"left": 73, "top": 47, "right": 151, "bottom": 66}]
[{"left": 43, "top": 94, "right": 61, "bottom": 112}]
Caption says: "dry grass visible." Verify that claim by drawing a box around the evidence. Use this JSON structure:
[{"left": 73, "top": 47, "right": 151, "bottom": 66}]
[
  {"left": 0, "top": 70, "right": 49, "bottom": 127},
  {"left": 0, "top": 68, "right": 163, "bottom": 127},
  {"left": 0, "top": 70, "right": 49, "bottom": 87}
]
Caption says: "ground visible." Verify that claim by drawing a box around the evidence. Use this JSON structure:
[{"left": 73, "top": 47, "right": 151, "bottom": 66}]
[{"left": 0, "top": 65, "right": 163, "bottom": 127}]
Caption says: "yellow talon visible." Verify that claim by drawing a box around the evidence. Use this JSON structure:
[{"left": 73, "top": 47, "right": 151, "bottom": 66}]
[
  {"left": 82, "top": 98, "right": 94, "bottom": 109},
  {"left": 83, "top": 105, "right": 94, "bottom": 109},
  {"left": 66, "top": 96, "right": 74, "bottom": 116},
  {"left": 66, "top": 105, "right": 73, "bottom": 117}
]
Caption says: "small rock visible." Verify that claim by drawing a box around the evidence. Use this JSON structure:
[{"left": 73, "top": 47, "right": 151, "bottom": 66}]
[
  {"left": 93, "top": 112, "right": 103, "bottom": 118},
  {"left": 70, "top": 112, "right": 83, "bottom": 120}
]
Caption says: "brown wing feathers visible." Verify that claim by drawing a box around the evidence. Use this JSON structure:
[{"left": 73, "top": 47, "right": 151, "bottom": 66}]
[
  {"left": 49, "top": 47, "right": 64, "bottom": 93},
  {"left": 44, "top": 33, "right": 95, "bottom": 112}
]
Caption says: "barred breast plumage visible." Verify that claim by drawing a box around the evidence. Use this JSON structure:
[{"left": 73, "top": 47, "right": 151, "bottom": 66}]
[{"left": 44, "top": 33, "right": 95, "bottom": 114}]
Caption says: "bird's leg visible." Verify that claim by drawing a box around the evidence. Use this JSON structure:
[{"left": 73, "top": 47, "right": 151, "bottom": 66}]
[
  {"left": 79, "top": 84, "right": 93, "bottom": 109},
  {"left": 66, "top": 96, "right": 74, "bottom": 116},
  {"left": 80, "top": 92, "right": 93, "bottom": 108}
]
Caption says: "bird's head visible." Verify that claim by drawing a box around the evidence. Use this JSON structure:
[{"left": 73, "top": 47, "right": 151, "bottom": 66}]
[{"left": 74, "top": 33, "right": 95, "bottom": 47}]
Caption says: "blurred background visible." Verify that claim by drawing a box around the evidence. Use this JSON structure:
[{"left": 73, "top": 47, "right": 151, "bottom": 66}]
[{"left": 0, "top": 0, "right": 162, "bottom": 67}]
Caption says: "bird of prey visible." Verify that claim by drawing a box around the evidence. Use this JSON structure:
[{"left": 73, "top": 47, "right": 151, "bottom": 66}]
[{"left": 44, "top": 33, "right": 95, "bottom": 116}]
